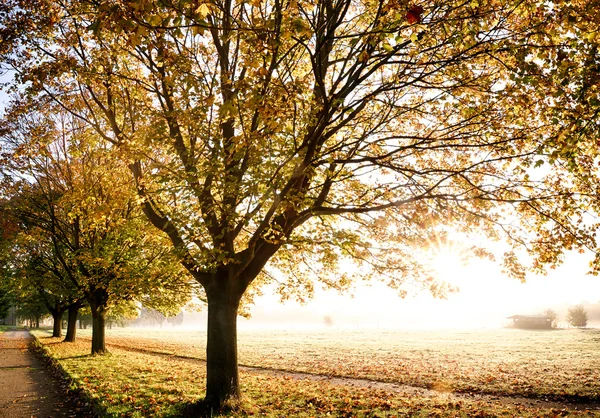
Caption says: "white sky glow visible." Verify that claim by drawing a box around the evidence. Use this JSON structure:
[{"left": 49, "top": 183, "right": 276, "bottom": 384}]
[{"left": 235, "top": 248, "right": 600, "bottom": 331}]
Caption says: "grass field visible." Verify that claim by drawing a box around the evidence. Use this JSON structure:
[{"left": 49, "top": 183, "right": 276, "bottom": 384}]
[
  {"left": 73, "top": 327, "right": 600, "bottom": 401},
  {"left": 31, "top": 327, "right": 600, "bottom": 417}
]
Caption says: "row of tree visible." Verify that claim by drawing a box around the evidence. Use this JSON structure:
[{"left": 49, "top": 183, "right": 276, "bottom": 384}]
[
  {"left": 0, "top": 114, "right": 196, "bottom": 349},
  {"left": 1, "top": 0, "right": 599, "bottom": 411}
]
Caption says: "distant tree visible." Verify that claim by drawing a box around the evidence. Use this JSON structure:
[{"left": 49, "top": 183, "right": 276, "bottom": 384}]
[
  {"left": 543, "top": 309, "right": 559, "bottom": 329},
  {"left": 0, "top": 288, "right": 12, "bottom": 320},
  {"left": 106, "top": 301, "right": 139, "bottom": 329},
  {"left": 78, "top": 310, "right": 92, "bottom": 330},
  {"left": 323, "top": 315, "right": 334, "bottom": 328},
  {"left": 16, "top": 292, "right": 48, "bottom": 328},
  {"left": 140, "top": 307, "right": 167, "bottom": 328},
  {"left": 567, "top": 305, "right": 588, "bottom": 328},
  {"left": 166, "top": 311, "right": 184, "bottom": 328}
]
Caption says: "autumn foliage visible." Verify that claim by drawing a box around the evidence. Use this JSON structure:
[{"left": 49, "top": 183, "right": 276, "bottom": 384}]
[{"left": 1, "top": 0, "right": 600, "bottom": 411}]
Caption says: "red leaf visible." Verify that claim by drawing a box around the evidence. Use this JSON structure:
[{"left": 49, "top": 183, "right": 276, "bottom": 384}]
[{"left": 406, "top": 5, "right": 424, "bottom": 24}]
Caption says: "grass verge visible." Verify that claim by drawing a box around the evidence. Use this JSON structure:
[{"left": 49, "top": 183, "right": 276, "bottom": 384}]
[
  {"left": 29, "top": 335, "right": 102, "bottom": 417},
  {"left": 0, "top": 324, "right": 19, "bottom": 333},
  {"left": 31, "top": 330, "right": 599, "bottom": 417}
]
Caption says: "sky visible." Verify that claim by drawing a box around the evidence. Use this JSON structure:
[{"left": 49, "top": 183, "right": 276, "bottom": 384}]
[{"left": 226, "top": 249, "right": 600, "bottom": 331}]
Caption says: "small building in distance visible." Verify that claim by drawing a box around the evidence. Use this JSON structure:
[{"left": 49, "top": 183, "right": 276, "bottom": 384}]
[{"left": 507, "top": 314, "right": 552, "bottom": 330}]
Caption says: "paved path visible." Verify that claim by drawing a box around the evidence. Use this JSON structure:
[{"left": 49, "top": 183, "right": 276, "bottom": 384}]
[{"left": 0, "top": 329, "right": 80, "bottom": 418}]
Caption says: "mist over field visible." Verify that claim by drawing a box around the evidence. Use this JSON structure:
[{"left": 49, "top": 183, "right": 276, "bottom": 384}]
[
  {"left": 152, "top": 251, "right": 600, "bottom": 331},
  {"left": 176, "top": 286, "right": 600, "bottom": 332}
]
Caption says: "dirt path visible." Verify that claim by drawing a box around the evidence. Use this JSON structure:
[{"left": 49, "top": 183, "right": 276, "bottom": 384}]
[
  {"left": 0, "top": 329, "right": 82, "bottom": 418},
  {"left": 90, "top": 338, "right": 600, "bottom": 413}
]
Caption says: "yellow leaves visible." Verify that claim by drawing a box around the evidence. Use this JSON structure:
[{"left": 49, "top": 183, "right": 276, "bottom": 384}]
[
  {"left": 195, "top": 3, "right": 210, "bottom": 18},
  {"left": 257, "top": 66, "right": 268, "bottom": 77},
  {"left": 219, "top": 101, "right": 236, "bottom": 120},
  {"left": 205, "top": 95, "right": 215, "bottom": 106},
  {"left": 382, "top": 41, "right": 394, "bottom": 53},
  {"left": 288, "top": 17, "right": 311, "bottom": 39},
  {"left": 147, "top": 14, "right": 162, "bottom": 27},
  {"left": 191, "top": 24, "right": 206, "bottom": 37}
]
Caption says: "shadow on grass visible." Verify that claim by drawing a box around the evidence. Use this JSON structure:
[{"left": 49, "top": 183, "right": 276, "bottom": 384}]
[
  {"left": 59, "top": 354, "right": 93, "bottom": 360},
  {"left": 163, "top": 399, "right": 244, "bottom": 418},
  {"left": 41, "top": 341, "right": 64, "bottom": 346}
]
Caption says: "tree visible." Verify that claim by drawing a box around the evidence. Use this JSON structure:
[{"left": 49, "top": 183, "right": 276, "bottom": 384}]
[
  {"left": 0, "top": 288, "right": 12, "bottom": 320},
  {"left": 63, "top": 300, "right": 85, "bottom": 342},
  {"left": 1, "top": 0, "right": 595, "bottom": 410},
  {"left": 498, "top": 1, "right": 600, "bottom": 275},
  {"left": 21, "top": 249, "right": 78, "bottom": 338},
  {"left": 166, "top": 311, "right": 184, "bottom": 328},
  {"left": 0, "top": 111, "right": 195, "bottom": 353},
  {"left": 567, "top": 305, "right": 588, "bottom": 328},
  {"left": 106, "top": 301, "right": 139, "bottom": 329},
  {"left": 0, "top": 199, "right": 18, "bottom": 321},
  {"left": 15, "top": 292, "right": 47, "bottom": 328},
  {"left": 543, "top": 309, "right": 559, "bottom": 329},
  {"left": 139, "top": 306, "right": 167, "bottom": 328}
]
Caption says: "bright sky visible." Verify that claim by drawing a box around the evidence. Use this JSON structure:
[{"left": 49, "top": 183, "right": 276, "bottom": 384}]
[{"left": 240, "top": 248, "right": 600, "bottom": 330}]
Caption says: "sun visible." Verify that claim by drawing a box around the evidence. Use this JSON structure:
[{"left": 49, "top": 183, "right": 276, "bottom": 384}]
[
  {"left": 419, "top": 230, "right": 506, "bottom": 301},
  {"left": 430, "top": 248, "right": 468, "bottom": 284},
  {"left": 421, "top": 232, "right": 474, "bottom": 285}
]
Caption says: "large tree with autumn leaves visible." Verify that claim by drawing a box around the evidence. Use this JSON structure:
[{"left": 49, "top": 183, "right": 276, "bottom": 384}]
[{"left": 1, "top": 0, "right": 598, "bottom": 411}]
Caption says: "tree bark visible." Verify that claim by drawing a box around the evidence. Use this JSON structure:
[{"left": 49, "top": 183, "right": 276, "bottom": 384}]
[
  {"left": 64, "top": 303, "right": 81, "bottom": 342},
  {"left": 47, "top": 301, "right": 67, "bottom": 338},
  {"left": 91, "top": 310, "right": 106, "bottom": 354},
  {"left": 89, "top": 288, "right": 109, "bottom": 355},
  {"left": 203, "top": 283, "right": 243, "bottom": 410},
  {"left": 51, "top": 311, "right": 62, "bottom": 338}
]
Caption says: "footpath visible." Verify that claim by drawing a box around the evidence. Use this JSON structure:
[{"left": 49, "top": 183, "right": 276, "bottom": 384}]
[{"left": 0, "top": 329, "right": 81, "bottom": 418}]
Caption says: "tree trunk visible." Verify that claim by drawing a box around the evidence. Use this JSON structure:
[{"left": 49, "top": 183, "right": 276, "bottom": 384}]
[
  {"left": 203, "top": 285, "right": 243, "bottom": 410},
  {"left": 91, "top": 310, "right": 106, "bottom": 354},
  {"left": 51, "top": 311, "right": 62, "bottom": 338},
  {"left": 64, "top": 303, "right": 80, "bottom": 342},
  {"left": 89, "top": 288, "right": 109, "bottom": 355}
]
